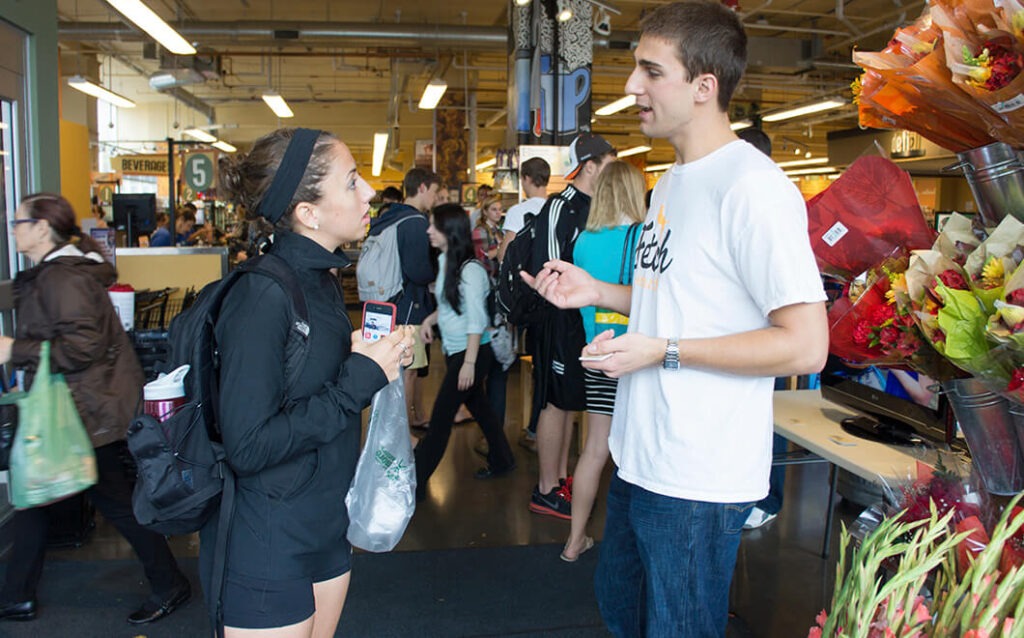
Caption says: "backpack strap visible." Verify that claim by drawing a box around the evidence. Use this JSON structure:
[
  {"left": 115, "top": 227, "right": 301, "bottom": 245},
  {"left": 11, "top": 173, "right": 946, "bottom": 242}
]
[
  {"left": 210, "top": 450, "right": 234, "bottom": 638},
  {"left": 240, "top": 254, "right": 311, "bottom": 392},
  {"left": 619, "top": 222, "right": 642, "bottom": 285}
]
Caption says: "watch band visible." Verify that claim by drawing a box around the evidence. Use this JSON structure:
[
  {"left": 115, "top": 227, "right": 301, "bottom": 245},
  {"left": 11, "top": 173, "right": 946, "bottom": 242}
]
[{"left": 663, "top": 338, "right": 680, "bottom": 370}]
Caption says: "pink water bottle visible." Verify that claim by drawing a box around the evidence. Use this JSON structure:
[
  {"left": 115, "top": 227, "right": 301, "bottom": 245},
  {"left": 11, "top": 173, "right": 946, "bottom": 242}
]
[{"left": 143, "top": 365, "right": 191, "bottom": 439}]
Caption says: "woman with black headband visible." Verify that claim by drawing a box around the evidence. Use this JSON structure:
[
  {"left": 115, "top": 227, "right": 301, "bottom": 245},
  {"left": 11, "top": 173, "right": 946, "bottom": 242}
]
[{"left": 202, "top": 127, "right": 414, "bottom": 637}]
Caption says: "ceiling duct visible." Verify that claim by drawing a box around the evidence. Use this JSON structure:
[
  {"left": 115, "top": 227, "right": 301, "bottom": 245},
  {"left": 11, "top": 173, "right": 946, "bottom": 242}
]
[{"left": 150, "top": 48, "right": 222, "bottom": 90}]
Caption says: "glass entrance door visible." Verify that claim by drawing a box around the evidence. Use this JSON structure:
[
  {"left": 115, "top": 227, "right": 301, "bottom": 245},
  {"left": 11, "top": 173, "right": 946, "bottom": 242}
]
[{"left": 0, "top": 20, "right": 30, "bottom": 523}]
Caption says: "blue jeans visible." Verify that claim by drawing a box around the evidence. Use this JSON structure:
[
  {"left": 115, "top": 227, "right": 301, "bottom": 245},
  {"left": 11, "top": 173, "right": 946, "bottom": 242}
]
[{"left": 594, "top": 472, "right": 752, "bottom": 638}]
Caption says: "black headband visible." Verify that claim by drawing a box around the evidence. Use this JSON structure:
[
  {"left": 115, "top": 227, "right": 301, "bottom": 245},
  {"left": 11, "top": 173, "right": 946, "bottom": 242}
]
[{"left": 256, "top": 128, "right": 324, "bottom": 224}]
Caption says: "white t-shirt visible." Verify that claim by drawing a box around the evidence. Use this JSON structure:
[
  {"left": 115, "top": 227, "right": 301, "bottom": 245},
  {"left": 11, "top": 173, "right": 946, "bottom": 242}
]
[
  {"left": 502, "top": 197, "right": 546, "bottom": 235},
  {"left": 609, "top": 141, "right": 826, "bottom": 503}
]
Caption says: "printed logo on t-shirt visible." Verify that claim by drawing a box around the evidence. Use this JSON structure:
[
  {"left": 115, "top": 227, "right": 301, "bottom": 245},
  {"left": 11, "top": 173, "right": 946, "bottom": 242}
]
[{"left": 633, "top": 205, "right": 674, "bottom": 291}]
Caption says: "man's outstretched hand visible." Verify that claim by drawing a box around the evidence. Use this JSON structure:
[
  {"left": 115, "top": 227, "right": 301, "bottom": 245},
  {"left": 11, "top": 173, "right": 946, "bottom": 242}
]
[{"left": 521, "top": 260, "right": 600, "bottom": 310}]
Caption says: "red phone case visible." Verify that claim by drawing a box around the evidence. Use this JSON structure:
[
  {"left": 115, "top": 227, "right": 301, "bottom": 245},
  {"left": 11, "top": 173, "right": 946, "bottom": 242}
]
[{"left": 362, "top": 301, "right": 397, "bottom": 341}]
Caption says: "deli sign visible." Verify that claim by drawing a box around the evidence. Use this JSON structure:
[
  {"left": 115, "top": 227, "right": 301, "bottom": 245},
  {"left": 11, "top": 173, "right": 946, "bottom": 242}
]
[
  {"left": 112, "top": 155, "right": 169, "bottom": 176},
  {"left": 890, "top": 131, "right": 925, "bottom": 159}
]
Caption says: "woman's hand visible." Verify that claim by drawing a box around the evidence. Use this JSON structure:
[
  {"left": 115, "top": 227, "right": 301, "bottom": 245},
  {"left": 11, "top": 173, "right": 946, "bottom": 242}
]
[
  {"left": 458, "top": 359, "right": 475, "bottom": 391},
  {"left": 351, "top": 326, "right": 415, "bottom": 383},
  {"left": 420, "top": 313, "right": 438, "bottom": 344}
]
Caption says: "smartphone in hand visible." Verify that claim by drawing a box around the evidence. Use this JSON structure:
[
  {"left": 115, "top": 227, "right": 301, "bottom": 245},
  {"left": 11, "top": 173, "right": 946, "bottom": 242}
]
[
  {"left": 362, "top": 301, "right": 397, "bottom": 342},
  {"left": 579, "top": 353, "right": 613, "bottom": 362}
]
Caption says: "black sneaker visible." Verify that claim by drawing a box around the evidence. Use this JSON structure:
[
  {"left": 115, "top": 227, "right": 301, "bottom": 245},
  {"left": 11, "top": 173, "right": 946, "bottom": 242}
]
[{"left": 529, "top": 485, "right": 572, "bottom": 520}]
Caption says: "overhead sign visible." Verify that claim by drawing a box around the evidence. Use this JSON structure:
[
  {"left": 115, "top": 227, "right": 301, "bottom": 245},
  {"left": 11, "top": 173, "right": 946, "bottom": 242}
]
[
  {"left": 112, "top": 155, "right": 169, "bottom": 176},
  {"left": 183, "top": 153, "right": 215, "bottom": 191}
]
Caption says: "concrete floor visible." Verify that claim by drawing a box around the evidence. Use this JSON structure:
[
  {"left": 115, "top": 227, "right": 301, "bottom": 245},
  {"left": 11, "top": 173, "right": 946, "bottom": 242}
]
[{"left": 44, "top": 344, "right": 861, "bottom": 638}]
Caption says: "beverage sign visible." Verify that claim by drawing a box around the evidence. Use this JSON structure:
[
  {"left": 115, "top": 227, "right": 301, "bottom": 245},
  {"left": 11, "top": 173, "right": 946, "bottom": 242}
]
[{"left": 112, "top": 155, "right": 169, "bottom": 176}]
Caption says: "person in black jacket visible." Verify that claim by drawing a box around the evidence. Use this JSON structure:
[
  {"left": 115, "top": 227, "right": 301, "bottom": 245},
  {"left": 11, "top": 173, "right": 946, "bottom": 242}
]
[
  {"left": 0, "top": 193, "right": 189, "bottom": 625},
  {"left": 206, "top": 127, "right": 414, "bottom": 637},
  {"left": 365, "top": 167, "right": 441, "bottom": 428}
]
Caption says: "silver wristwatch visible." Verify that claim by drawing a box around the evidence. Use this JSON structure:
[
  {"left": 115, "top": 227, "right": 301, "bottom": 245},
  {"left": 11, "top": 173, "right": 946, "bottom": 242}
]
[{"left": 663, "top": 339, "right": 680, "bottom": 370}]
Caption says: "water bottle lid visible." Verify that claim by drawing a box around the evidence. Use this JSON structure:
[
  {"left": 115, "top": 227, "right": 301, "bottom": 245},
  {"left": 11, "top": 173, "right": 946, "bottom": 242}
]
[{"left": 143, "top": 364, "right": 190, "bottom": 401}]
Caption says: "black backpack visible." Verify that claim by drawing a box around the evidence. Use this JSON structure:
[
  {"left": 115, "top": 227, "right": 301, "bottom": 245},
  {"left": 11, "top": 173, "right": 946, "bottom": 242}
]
[
  {"left": 127, "top": 253, "right": 310, "bottom": 537},
  {"left": 495, "top": 211, "right": 544, "bottom": 326},
  {"left": 496, "top": 193, "right": 588, "bottom": 326}
]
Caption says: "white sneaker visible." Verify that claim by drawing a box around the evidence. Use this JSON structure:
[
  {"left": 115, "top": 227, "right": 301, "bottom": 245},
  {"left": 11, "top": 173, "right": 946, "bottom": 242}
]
[{"left": 743, "top": 507, "right": 778, "bottom": 530}]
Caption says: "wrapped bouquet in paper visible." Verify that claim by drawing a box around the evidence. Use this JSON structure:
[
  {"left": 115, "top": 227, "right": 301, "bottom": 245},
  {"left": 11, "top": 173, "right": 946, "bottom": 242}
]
[
  {"left": 806, "top": 156, "right": 936, "bottom": 280},
  {"left": 987, "top": 259, "right": 1024, "bottom": 346},
  {"left": 936, "top": 0, "right": 1024, "bottom": 124},
  {"left": 906, "top": 250, "right": 994, "bottom": 375},
  {"left": 853, "top": 0, "right": 1024, "bottom": 149},
  {"left": 932, "top": 211, "right": 983, "bottom": 264},
  {"left": 962, "top": 215, "right": 1024, "bottom": 312},
  {"left": 828, "top": 266, "right": 908, "bottom": 365}
]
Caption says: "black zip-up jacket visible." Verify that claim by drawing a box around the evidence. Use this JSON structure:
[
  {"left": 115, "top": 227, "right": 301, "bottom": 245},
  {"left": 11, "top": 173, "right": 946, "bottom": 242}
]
[
  {"left": 200, "top": 231, "right": 387, "bottom": 582},
  {"left": 366, "top": 204, "right": 435, "bottom": 324}
]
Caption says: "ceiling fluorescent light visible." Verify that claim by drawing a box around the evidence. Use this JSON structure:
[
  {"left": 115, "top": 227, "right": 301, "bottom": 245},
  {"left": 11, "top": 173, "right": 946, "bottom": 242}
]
[
  {"left": 184, "top": 128, "right": 217, "bottom": 143},
  {"left": 730, "top": 120, "right": 752, "bottom": 131},
  {"left": 476, "top": 157, "right": 497, "bottom": 171},
  {"left": 514, "top": 0, "right": 531, "bottom": 5},
  {"left": 594, "top": 95, "right": 636, "bottom": 116},
  {"left": 372, "top": 131, "right": 389, "bottom": 177},
  {"left": 618, "top": 145, "right": 652, "bottom": 158},
  {"left": 644, "top": 162, "right": 674, "bottom": 172},
  {"left": 762, "top": 98, "right": 846, "bottom": 123},
  {"left": 418, "top": 79, "right": 448, "bottom": 110},
  {"left": 776, "top": 157, "right": 828, "bottom": 169},
  {"left": 104, "top": 0, "right": 196, "bottom": 55},
  {"left": 212, "top": 140, "right": 237, "bottom": 153},
  {"left": 67, "top": 76, "right": 136, "bottom": 108},
  {"left": 261, "top": 91, "right": 294, "bottom": 118},
  {"left": 783, "top": 166, "right": 838, "bottom": 176}
]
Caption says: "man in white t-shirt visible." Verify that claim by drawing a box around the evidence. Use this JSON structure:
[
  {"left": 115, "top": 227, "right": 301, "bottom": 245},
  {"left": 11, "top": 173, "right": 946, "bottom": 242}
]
[
  {"left": 525, "top": 2, "right": 828, "bottom": 635},
  {"left": 498, "top": 157, "right": 551, "bottom": 262}
]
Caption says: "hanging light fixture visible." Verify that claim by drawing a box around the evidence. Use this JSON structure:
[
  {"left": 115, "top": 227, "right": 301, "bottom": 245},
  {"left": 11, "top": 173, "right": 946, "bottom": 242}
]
[
  {"left": 617, "top": 145, "right": 652, "bottom": 158},
  {"left": 103, "top": 0, "right": 196, "bottom": 55},
  {"left": 594, "top": 95, "right": 636, "bottom": 116},
  {"left": 372, "top": 131, "right": 389, "bottom": 177},
  {"left": 261, "top": 91, "right": 294, "bottom": 118},
  {"left": 418, "top": 78, "right": 448, "bottom": 110},
  {"left": 762, "top": 98, "right": 847, "bottom": 122},
  {"left": 67, "top": 76, "right": 136, "bottom": 109},
  {"left": 183, "top": 128, "right": 217, "bottom": 142}
]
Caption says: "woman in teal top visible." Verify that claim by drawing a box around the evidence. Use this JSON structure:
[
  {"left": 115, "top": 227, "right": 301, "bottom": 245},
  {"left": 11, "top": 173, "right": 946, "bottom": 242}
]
[
  {"left": 559, "top": 160, "right": 646, "bottom": 562},
  {"left": 416, "top": 204, "right": 516, "bottom": 501}
]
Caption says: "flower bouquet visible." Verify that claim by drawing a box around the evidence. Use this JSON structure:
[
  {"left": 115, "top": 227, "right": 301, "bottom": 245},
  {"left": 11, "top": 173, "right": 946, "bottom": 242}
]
[
  {"left": 853, "top": 0, "right": 1024, "bottom": 150},
  {"left": 810, "top": 494, "right": 1024, "bottom": 637}
]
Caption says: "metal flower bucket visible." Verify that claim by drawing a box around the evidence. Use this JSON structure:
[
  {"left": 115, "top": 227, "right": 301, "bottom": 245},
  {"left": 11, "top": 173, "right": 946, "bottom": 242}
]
[
  {"left": 945, "top": 378, "right": 1024, "bottom": 495},
  {"left": 943, "top": 142, "right": 1024, "bottom": 226}
]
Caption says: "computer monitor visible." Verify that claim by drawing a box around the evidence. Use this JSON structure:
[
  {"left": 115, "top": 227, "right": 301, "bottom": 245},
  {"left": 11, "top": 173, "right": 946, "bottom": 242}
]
[
  {"left": 819, "top": 366, "right": 955, "bottom": 446},
  {"left": 112, "top": 193, "right": 157, "bottom": 247}
]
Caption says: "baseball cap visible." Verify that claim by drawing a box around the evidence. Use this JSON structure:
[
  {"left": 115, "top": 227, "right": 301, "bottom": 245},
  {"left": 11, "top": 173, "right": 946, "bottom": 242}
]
[{"left": 564, "top": 133, "right": 615, "bottom": 179}]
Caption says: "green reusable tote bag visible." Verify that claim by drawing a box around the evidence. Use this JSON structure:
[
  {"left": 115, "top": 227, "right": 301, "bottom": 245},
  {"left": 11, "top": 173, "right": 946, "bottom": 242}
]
[{"left": 2, "top": 341, "right": 97, "bottom": 509}]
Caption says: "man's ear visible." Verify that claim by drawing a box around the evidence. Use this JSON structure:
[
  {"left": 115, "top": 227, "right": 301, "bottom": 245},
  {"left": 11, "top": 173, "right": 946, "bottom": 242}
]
[{"left": 693, "top": 73, "right": 719, "bottom": 105}]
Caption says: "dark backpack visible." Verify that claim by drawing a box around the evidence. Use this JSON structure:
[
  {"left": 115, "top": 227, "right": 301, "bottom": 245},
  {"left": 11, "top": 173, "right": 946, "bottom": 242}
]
[
  {"left": 495, "top": 211, "right": 544, "bottom": 326},
  {"left": 496, "top": 193, "right": 588, "bottom": 326},
  {"left": 127, "top": 253, "right": 310, "bottom": 536}
]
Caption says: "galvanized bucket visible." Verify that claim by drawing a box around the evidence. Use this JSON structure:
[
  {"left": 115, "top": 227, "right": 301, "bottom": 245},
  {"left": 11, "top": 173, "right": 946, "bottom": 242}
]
[
  {"left": 943, "top": 142, "right": 1024, "bottom": 226},
  {"left": 945, "top": 377, "right": 1024, "bottom": 495}
]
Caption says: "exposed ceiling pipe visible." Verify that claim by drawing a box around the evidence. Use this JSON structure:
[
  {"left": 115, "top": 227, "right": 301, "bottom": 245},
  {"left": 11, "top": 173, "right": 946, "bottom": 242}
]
[
  {"left": 835, "top": 0, "right": 863, "bottom": 36},
  {"left": 100, "top": 48, "right": 216, "bottom": 120},
  {"left": 59, "top": 21, "right": 508, "bottom": 48}
]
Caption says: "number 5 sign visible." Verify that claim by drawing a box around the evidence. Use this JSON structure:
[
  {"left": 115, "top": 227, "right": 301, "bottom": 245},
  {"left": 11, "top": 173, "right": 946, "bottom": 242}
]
[{"left": 183, "top": 153, "right": 215, "bottom": 192}]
